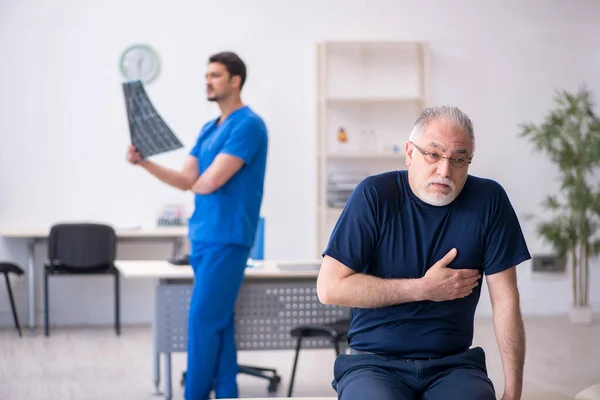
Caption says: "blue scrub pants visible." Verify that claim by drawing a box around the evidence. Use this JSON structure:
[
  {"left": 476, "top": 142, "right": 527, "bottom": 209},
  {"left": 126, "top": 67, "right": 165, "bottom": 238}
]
[
  {"left": 184, "top": 243, "right": 250, "bottom": 400},
  {"left": 332, "top": 347, "right": 496, "bottom": 400}
]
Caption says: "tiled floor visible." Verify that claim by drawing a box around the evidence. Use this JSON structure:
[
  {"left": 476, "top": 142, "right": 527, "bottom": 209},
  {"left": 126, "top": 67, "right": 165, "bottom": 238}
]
[{"left": 1, "top": 316, "right": 599, "bottom": 399}]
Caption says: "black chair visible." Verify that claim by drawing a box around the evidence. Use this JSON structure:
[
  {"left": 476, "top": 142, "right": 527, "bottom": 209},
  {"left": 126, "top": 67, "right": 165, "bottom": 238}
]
[
  {"left": 238, "top": 364, "right": 281, "bottom": 392},
  {"left": 0, "top": 262, "right": 25, "bottom": 337},
  {"left": 287, "top": 318, "right": 350, "bottom": 397},
  {"left": 180, "top": 366, "right": 281, "bottom": 393},
  {"left": 44, "top": 223, "right": 120, "bottom": 337}
]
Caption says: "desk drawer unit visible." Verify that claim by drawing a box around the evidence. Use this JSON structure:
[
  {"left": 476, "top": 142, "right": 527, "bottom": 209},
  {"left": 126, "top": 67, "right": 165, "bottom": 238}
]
[{"left": 156, "top": 277, "right": 350, "bottom": 353}]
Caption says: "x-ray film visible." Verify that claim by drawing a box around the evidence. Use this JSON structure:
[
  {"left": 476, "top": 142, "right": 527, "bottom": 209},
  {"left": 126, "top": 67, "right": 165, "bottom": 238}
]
[{"left": 122, "top": 81, "right": 183, "bottom": 158}]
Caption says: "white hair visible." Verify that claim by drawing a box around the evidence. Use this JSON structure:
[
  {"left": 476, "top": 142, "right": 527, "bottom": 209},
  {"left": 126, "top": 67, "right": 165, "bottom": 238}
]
[{"left": 408, "top": 106, "right": 475, "bottom": 151}]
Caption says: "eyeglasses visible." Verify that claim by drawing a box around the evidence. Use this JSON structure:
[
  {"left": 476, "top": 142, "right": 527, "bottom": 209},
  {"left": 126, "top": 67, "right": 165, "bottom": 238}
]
[{"left": 410, "top": 141, "right": 472, "bottom": 169}]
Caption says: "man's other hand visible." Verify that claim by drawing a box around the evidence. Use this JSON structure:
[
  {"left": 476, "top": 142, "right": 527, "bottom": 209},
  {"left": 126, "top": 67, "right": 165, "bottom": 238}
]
[
  {"left": 126, "top": 145, "right": 143, "bottom": 165},
  {"left": 421, "top": 248, "right": 481, "bottom": 302}
]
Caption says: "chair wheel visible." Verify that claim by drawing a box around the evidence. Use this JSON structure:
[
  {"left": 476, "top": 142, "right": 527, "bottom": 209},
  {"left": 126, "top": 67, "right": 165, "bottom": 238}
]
[{"left": 267, "top": 374, "right": 281, "bottom": 393}]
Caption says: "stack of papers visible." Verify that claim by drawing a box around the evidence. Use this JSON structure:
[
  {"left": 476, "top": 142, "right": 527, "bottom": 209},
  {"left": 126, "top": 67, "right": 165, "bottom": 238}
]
[
  {"left": 327, "top": 171, "right": 368, "bottom": 207},
  {"left": 277, "top": 262, "right": 321, "bottom": 271}
]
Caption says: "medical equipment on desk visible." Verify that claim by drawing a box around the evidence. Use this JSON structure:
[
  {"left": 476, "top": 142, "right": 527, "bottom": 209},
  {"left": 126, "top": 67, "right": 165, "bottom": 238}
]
[{"left": 156, "top": 203, "right": 187, "bottom": 227}]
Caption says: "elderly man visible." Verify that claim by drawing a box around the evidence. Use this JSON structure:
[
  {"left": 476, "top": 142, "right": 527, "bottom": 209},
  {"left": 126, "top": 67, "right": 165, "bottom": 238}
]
[{"left": 317, "top": 106, "right": 529, "bottom": 400}]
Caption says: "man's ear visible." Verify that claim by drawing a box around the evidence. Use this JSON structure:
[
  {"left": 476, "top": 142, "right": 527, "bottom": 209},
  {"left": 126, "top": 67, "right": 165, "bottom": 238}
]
[
  {"left": 230, "top": 75, "right": 242, "bottom": 90},
  {"left": 405, "top": 141, "right": 413, "bottom": 167}
]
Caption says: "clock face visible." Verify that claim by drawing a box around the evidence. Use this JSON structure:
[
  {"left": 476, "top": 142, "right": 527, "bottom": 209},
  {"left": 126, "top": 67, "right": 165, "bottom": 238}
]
[{"left": 119, "top": 44, "right": 160, "bottom": 83}]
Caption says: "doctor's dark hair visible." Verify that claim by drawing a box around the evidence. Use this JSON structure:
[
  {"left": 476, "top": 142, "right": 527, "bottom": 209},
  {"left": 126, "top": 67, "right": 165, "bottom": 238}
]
[{"left": 208, "top": 51, "right": 247, "bottom": 90}]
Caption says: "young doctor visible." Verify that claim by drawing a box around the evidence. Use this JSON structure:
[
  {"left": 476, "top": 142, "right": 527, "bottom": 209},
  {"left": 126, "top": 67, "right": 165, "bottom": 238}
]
[{"left": 126, "top": 51, "right": 269, "bottom": 400}]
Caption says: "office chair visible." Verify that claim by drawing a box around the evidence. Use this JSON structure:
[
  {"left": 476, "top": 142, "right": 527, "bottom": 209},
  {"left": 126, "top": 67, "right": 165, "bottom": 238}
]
[
  {"left": 44, "top": 223, "right": 120, "bottom": 336},
  {"left": 0, "top": 262, "right": 25, "bottom": 337},
  {"left": 180, "top": 365, "right": 281, "bottom": 393},
  {"left": 287, "top": 318, "right": 350, "bottom": 397}
]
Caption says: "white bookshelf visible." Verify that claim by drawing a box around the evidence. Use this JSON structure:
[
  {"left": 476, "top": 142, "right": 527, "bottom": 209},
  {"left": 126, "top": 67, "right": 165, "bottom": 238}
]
[{"left": 315, "top": 41, "right": 429, "bottom": 256}]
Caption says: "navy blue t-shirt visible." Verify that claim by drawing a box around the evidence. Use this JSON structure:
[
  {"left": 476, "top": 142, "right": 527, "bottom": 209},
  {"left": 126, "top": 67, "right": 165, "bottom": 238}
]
[
  {"left": 188, "top": 106, "right": 268, "bottom": 247},
  {"left": 322, "top": 170, "right": 531, "bottom": 359}
]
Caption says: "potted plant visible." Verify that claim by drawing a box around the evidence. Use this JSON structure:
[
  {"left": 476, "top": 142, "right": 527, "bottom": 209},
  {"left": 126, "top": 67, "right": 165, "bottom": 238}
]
[{"left": 519, "top": 86, "right": 600, "bottom": 324}]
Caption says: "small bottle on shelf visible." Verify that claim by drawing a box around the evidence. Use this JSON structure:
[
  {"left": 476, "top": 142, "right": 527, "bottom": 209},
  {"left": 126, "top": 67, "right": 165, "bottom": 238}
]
[
  {"left": 337, "top": 126, "right": 348, "bottom": 143},
  {"left": 335, "top": 126, "right": 349, "bottom": 154}
]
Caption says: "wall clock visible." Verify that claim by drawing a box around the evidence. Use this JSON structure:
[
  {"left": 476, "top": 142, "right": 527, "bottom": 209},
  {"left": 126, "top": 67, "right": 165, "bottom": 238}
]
[{"left": 119, "top": 44, "right": 161, "bottom": 83}]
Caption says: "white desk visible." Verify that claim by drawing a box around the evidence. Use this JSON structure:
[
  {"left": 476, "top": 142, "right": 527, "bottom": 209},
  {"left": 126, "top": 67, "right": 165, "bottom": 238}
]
[
  {"left": 115, "top": 259, "right": 337, "bottom": 400},
  {"left": 0, "top": 226, "right": 187, "bottom": 239},
  {"left": 116, "top": 259, "right": 321, "bottom": 280},
  {"left": 0, "top": 226, "right": 188, "bottom": 332}
]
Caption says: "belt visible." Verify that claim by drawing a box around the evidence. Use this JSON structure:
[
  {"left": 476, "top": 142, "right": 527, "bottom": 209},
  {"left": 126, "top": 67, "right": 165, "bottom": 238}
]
[
  {"left": 349, "top": 348, "right": 436, "bottom": 361},
  {"left": 349, "top": 348, "right": 377, "bottom": 356}
]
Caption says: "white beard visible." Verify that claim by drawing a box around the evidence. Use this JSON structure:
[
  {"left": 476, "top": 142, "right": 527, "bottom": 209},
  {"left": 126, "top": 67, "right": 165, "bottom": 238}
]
[{"left": 418, "top": 177, "right": 457, "bottom": 206}]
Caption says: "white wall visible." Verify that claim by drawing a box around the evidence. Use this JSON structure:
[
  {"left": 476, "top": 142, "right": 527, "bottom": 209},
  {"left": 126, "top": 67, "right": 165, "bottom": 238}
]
[{"left": 1, "top": 0, "right": 600, "bottom": 327}]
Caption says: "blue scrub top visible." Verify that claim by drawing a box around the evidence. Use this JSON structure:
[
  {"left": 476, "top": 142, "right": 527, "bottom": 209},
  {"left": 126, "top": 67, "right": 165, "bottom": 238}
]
[{"left": 188, "top": 105, "right": 268, "bottom": 248}]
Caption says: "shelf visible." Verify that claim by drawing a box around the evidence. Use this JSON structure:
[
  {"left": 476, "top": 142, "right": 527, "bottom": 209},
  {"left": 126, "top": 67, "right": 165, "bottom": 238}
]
[
  {"left": 325, "top": 96, "right": 423, "bottom": 106},
  {"left": 315, "top": 40, "right": 428, "bottom": 257},
  {"left": 323, "top": 153, "right": 404, "bottom": 160},
  {"left": 322, "top": 41, "right": 424, "bottom": 52}
]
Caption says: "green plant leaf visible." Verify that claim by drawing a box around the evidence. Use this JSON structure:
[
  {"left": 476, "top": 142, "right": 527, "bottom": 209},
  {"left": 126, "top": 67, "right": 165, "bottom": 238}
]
[
  {"left": 518, "top": 86, "right": 600, "bottom": 265},
  {"left": 541, "top": 195, "right": 561, "bottom": 211}
]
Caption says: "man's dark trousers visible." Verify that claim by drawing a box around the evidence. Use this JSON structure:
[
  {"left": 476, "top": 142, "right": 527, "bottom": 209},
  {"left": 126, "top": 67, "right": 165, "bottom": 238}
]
[{"left": 332, "top": 346, "right": 496, "bottom": 400}]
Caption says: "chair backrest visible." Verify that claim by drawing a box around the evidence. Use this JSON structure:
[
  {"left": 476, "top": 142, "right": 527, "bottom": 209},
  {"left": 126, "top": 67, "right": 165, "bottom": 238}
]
[{"left": 48, "top": 223, "right": 116, "bottom": 269}]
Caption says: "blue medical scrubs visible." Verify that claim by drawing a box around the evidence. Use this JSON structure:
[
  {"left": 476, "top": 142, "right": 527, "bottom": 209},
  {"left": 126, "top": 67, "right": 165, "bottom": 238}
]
[{"left": 185, "top": 105, "right": 268, "bottom": 400}]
